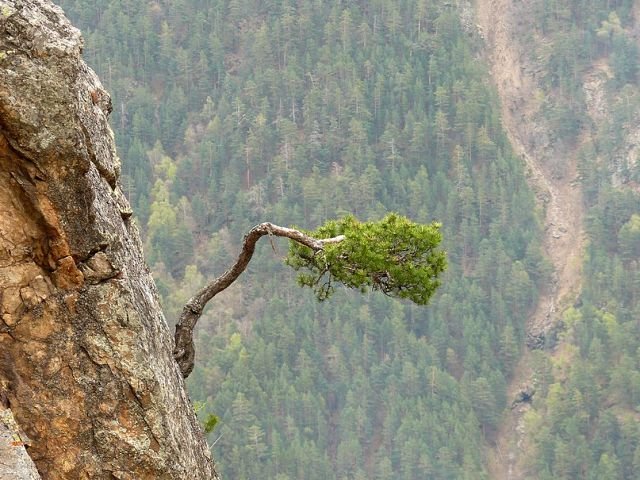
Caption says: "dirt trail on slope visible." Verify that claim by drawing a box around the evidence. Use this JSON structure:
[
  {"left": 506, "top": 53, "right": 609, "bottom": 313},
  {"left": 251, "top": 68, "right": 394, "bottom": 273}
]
[{"left": 474, "top": 0, "right": 589, "bottom": 478}]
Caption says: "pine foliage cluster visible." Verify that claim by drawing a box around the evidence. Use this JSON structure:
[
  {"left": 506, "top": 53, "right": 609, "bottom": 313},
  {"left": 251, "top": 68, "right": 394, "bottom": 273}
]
[{"left": 287, "top": 214, "right": 446, "bottom": 304}]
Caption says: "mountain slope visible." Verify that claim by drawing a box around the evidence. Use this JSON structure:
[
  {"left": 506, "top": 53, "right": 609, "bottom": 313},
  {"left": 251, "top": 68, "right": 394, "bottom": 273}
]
[
  {"left": 477, "top": 0, "right": 640, "bottom": 478},
  {"left": 475, "top": 0, "right": 587, "bottom": 477}
]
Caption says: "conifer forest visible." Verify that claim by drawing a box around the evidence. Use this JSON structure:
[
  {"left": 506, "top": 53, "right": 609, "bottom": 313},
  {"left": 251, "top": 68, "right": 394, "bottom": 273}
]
[{"left": 55, "top": 0, "right": 640, "bottom": 478}]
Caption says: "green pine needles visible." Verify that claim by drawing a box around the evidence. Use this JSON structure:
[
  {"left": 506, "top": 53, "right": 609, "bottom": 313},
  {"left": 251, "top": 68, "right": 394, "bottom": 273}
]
[
  {"left": 175, "top": 214, "right": 446, "bottom": 378},
  {"left": 286, "top": 214, "right": 446, "bottom": 304}
]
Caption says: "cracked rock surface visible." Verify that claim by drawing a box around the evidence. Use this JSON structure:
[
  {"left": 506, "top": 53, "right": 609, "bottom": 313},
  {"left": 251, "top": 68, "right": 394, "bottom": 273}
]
[{"left": 0, "top": 0, "right": 218, "bottom": 478}]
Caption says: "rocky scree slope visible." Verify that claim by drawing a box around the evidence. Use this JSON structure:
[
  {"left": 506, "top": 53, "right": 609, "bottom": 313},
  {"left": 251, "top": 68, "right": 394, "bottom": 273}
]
[{"left": 475, "top": 0, "right": 589, "bottom": 478}]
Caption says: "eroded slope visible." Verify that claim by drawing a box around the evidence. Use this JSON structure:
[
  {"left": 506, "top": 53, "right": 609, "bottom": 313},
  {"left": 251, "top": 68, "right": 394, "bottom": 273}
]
[{"left": 475, "top": 0, "right": 589, "bottom": 478}]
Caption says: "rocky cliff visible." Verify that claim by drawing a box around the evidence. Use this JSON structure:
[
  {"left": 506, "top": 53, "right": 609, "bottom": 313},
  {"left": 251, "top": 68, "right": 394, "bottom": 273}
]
[{"left": 0, "top": 0, "right": 218, "bottom": 477}]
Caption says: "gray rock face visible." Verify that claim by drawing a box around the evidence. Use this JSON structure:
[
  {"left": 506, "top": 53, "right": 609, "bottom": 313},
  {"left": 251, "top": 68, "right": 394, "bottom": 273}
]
[
  {"left": 0, "top": 1, "right": 218, "bottom": 478},
  {"left": 0, "top": 406, "right": 41, "bottom": 479}
]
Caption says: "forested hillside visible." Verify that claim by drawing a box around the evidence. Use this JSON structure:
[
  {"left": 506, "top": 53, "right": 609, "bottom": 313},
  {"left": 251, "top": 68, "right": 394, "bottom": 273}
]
[
  {"left": 55, "top": 0, "right": 639, "bottom": 478},
  {"left": 476, "top": 0, "right": 640, "bottom": 478},
  {"left": 502, "top": 1, "right": 640, "bottom": 478}
]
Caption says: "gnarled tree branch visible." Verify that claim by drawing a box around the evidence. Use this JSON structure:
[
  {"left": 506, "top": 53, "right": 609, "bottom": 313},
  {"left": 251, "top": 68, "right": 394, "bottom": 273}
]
[{"left": 173, "top": 222, "right": 344, "bottom": 378}]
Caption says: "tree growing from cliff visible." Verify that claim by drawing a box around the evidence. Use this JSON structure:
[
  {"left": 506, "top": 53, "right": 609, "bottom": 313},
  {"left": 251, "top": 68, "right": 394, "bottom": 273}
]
[{"left": 173, "top": 213, "right": 446, "bottom": 377}]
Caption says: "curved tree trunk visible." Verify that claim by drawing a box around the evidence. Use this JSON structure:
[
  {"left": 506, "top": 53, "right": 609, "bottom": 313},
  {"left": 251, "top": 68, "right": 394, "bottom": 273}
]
[
  {"left": 0, "top": 1, "right": 218, "bottom": 478},
  {"left": 174, "top": 223, "right": 344, "bottom": 378}
]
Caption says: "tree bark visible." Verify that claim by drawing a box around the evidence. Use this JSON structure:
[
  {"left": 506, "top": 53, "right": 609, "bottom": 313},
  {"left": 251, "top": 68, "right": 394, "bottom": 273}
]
[
  {"left": 0, "top": 1, "right": 218, "bottom": 478},
  {"left": 174, "top": 222, "right": 344, "bottom": 378}
]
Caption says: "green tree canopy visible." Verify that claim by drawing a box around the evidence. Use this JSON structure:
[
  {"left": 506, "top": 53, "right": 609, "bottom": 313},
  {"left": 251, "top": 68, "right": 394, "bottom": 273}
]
[
  {"left": 174, "top": 214, "right": 446, "bottom": 377},
  {"left": 286, "top": 214, "right": 446, "bottom": 304}
]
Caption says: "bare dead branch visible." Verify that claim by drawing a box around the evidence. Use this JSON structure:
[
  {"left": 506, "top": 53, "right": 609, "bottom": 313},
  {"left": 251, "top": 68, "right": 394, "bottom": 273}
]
[{"left": 173, "top": 222, "right": 344, "bottom": 378}]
